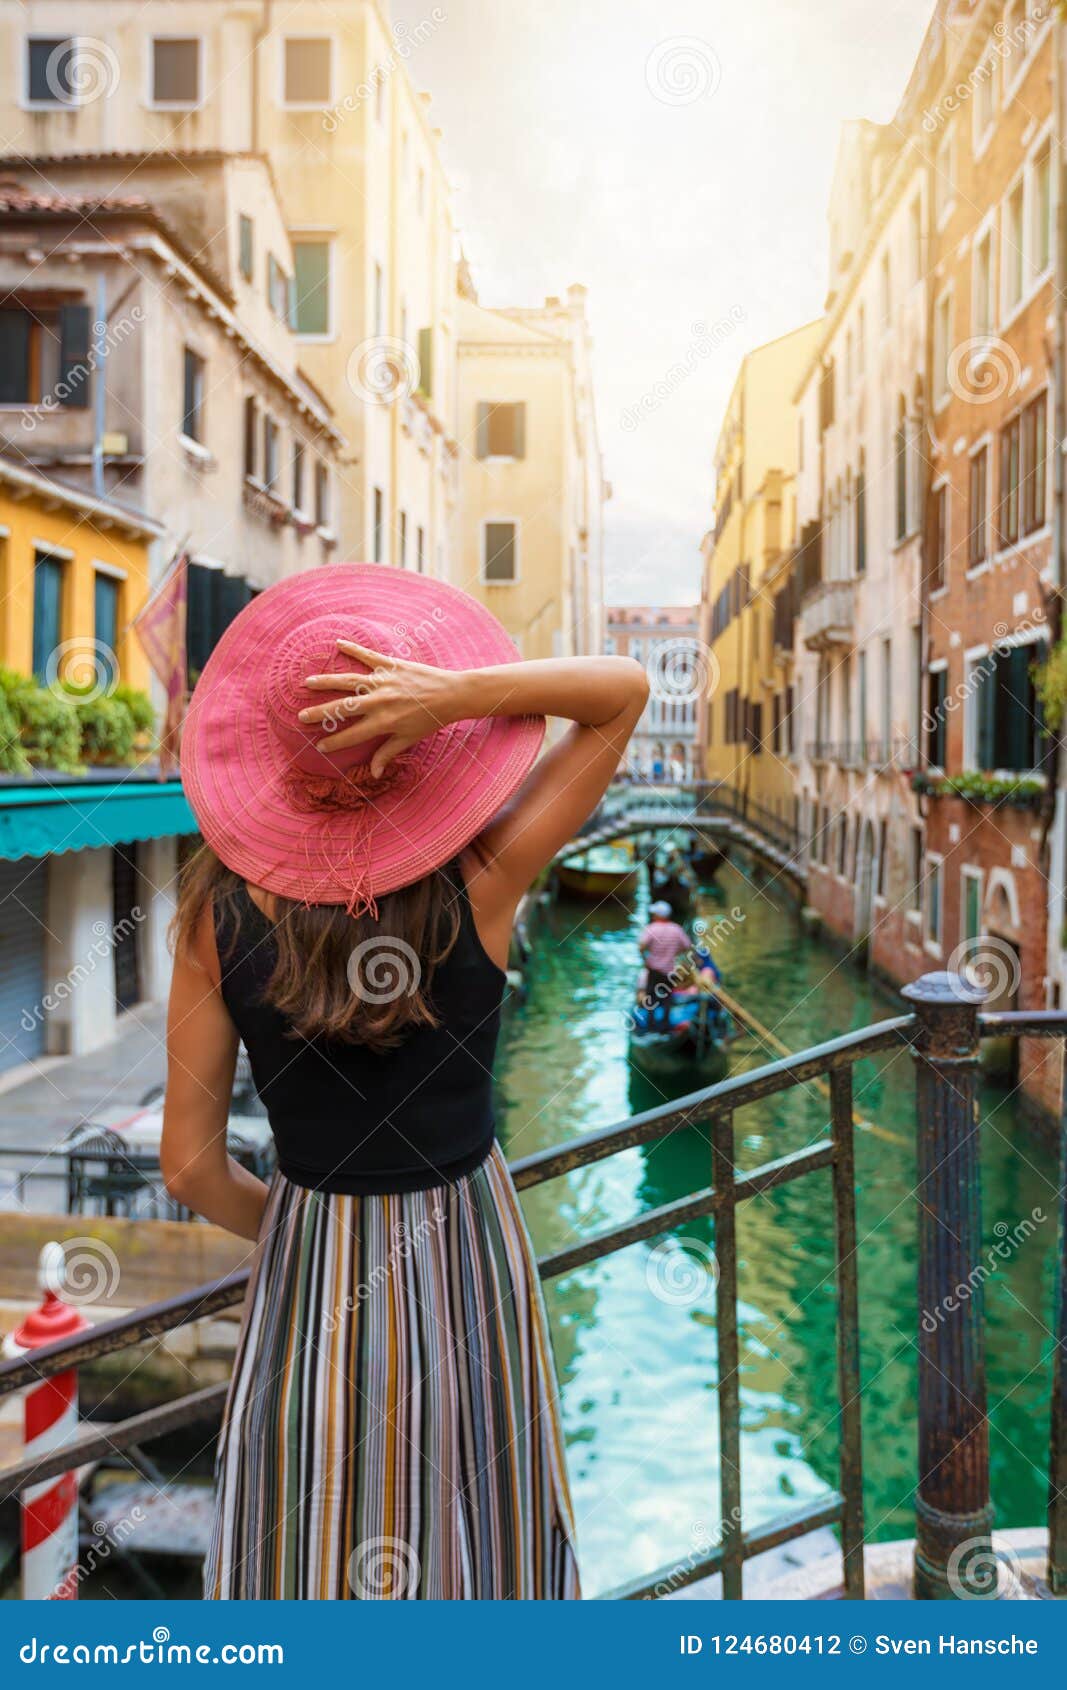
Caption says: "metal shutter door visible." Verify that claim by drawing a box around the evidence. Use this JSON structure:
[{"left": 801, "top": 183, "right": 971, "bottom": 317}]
[{"left": 0, "top": 857, "right": 47, "bottom": 1072}]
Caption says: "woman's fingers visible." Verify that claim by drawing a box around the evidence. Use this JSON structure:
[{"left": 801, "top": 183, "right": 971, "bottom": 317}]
[
  {"left": 303, "top": 670, "right": 374, "bottom": 692},
  {"left": 335, "top": 639, "right": 393, "bottom": 669},
  {"left": 313, "top": 718, "right": 383, "bottom": 753},
  {"left": 370, "top": 733, "right": 420, "bottom": 779},
  {"left": 298, "top": 696, "right": 365, "bottom": 726}
]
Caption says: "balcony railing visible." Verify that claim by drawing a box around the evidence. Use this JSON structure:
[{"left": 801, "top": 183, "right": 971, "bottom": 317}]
[
  {"left": 799, "top": 577, "right": 856, "bottom": 650},
  {"left": 806, "top": 737, "right": 921, "bottom": 770},
  {"left": 1, "top": 982, "right": 1064, "bottom": 1600}
]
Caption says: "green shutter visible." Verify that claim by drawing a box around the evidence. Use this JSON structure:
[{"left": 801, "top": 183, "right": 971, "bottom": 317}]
[
  {"left": 417, "top": 327, "right": 433, "bottom": 400},
  {"left": 32, "top": 555, "right": 64, "bottom": 679},
  {"left": 975, "top": 666, "right": 996, "bottom": 771},
  {"left": 58, "top": 304, "right": 91, "bottom": 409},
  {"left": 475, "top": 402, "right": 491, "bottom": 459},
  {"left": 0, "top": 310, "right": 30, "bottom": 403},
  {"left": 1005, "top": 644, "right": 1033, "bottom": 772}
]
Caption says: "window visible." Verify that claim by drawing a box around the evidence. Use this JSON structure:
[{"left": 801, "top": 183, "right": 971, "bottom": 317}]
[
  {"left": 32, "top": 551, "right": 64, "bottom": 679},
  {"left": 882, "top": 637, "right": 892, "bottom": 745},
  {"left": 476, "top": 402, "right": 526, "bottom": 459},
  {"left": 263, "top": 415, "right": 279, "bottom": 491},
  {"left": 1004, "top": 179, "right": 1025, "bottom": 310},
  {"left": 292, "top": 440, "right": 305, "bottom": 513},
  {"left": 971, "top": 640, "right": 1047, "bottom": 773},
  {"left": 973, "top": 228, "right": 994, "bottom": 336},
  {"left": 416, "top": 525, "right": 425, "bottom": 573},
  {"left": 909, "top": 196, "right": 922, "bottom": 284},
  {"left": 894, "top": 398, "right": 908, "bottom": 542},
  {"left": 398, "top": 509, "right": 407, "bottom": 568},
  {"left": 926, "top": 666, "right": 947, "bottom": 768},
  {"left": 968, "top": 445, "right": 989, "bottom": 567},
  {"left": 930, "top": 484, "right": 948, "bottom": 592},
  {"left": 182, "top": 348, "right": 205, "bottom": 444},
  {"left": 238, "top": 215, "right": 254, "bottom": 284},
  {"left": 484, "top": 521, "right": 518, "bottom": 583},
  {"left": 292, "top": 240, "right": 331, "bottom": 336},
  {"left": 877, "top": 817, "right": 888, "bottom": 898},
  {"left": 962, "top": 868, "right": 982, "bottom": 946},
  {"left": 973, "top": 44, "right": 996, "bottom": 147},
  {"left": 933, "top": 293, "right": 952, "bottom": 402},
  {"left": 26, "top": 37, "right": 75, "bottom": 104},
  {"left": 243, "top": 396, "right": 258, "bottom": 479},
  {"left": 93, "top": 573, "right": 120, "bottom": 688},
  {"left": 283, "top": 37, "right": 331, "bottom": 105},
  {"left": 910, "top": 827, "right": 923, "bottom": 913},
  {"left": 854, "top": 453, "right": 867, "bottom": 574},
  {"left": 267, "top": 254, "right": 292, "bottom": 323},
  {"left": 935, "top": 130, "right": 954, "bottom": 225},
  {"left": 997, "top": 393, "right": 1046, "bottom": 545},
  {"left": 925, "top": 859, "right": 943, "bottom": 948},
  {"left": 836, "top": 816, "right": 848, "bottom": 877},
  {"left": 417, "top": 326, "right": 434, "bottom": 400},
  {"left": 151, "top": 38, "right": 201, "bottom": 107},
  {"left": 0, "top": 302, "right": 90, "bottom": 408},
  {"left": 314, "top": 461, "right": 330, "bottom": 529},
  {"left": 373, "top": 488, "right": 384, "bottom": 563},
  {"left": 1033, "top": 144, "right": 1052, "bottom": 277}
]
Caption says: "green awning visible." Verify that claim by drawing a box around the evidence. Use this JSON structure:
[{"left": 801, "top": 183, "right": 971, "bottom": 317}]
[{"left": 0, "top": 779, "right": 198, "bottom": 861}]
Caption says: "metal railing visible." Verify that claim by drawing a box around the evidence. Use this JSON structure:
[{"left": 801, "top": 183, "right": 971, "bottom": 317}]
[
  {"left": 806, "top": 737, "right": 920, "bottom": 770},
  {"left": 1, "top": 976, "right": 1063, "bottom": 1600},
  {"left": 606, "top": 779, "right": 801, "bottom": 863}
]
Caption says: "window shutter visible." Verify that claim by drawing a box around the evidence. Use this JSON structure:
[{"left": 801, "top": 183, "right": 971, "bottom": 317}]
[
  {"left": 0, "top": 309, "right": 31, "bottom": 404},
  {"left": 475, "top": 402, "right": 491, "bottom": 459},
  {"left": 512, "top": 401, "right": 526, "bottom": 459},
  {"left": 58, "top": 304, "right": 92, "bottom": 409},
  {"left": 417, "top": 327, "right": 433, "bottom": 400},
  {"left": 975, "top": 666, "right": 995, "bottom": 771},
  {"left": 1006, "top": 644, "right": 1032, "bottom": 772}
]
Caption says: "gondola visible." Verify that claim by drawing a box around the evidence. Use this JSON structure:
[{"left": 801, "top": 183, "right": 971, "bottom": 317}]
[
  {"left": 628, "top": 993, "right": 732, "bottom": 1081},
  {"left": 556, "top": 844, "right": 639, "bottom": 903}
]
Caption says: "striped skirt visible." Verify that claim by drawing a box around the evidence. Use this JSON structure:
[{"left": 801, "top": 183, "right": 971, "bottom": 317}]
[{"left": 204, "top": 1144, "right": 580, "bottom": 1600}]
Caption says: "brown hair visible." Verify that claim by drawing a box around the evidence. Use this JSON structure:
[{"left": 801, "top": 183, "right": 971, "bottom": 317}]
[{"left": 173, "top": 844, "right": 461, "bottom": 1054}]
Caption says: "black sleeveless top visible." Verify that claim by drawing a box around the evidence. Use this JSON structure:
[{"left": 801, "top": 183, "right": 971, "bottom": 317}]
[{"left": 214, "top": 861, "right": 505, "bottom": 1195}]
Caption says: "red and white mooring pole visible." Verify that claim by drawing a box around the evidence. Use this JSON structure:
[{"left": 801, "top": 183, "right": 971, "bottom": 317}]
[{"left": 2, "top": 1243, "right": 89, "bottom": 1600}]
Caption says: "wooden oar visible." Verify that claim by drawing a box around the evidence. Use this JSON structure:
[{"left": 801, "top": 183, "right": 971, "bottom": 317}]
[{"left": 710, "top": 981, "right": 907, "bottom": 1148}]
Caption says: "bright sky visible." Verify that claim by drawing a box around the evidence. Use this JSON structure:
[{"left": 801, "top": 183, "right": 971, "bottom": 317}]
[{"left": 393, "top": 0, "right": 936, "bottom": 605}]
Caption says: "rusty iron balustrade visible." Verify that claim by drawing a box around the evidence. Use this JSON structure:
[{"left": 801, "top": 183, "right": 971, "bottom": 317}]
[{"left": 0, "top": 974, "right": 1064, "bottom": 1601}]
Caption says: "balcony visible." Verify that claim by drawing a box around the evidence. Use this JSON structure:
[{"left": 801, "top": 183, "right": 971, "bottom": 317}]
[
  {"left": 805, "top": 737, "right": 920, "bottom": 771},
  {"left": 799, "top": 578, "right": 856, "bottom": 650}
]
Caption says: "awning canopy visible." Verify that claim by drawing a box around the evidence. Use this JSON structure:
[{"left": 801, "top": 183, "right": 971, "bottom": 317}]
[{"left": 0, "top": 779, "right": 198, "bottom": 861}]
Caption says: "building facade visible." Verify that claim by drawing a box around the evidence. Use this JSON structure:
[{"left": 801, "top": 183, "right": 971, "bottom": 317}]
[
  {"left": 456, "top": 286, "right": 607, "bottom": 661},
  {"left": 0, "top": 457, "right": 194, "bottom": 1076},
  {"left": 0, "top": 0, "right": 459, "bottom": 573},
  {"left": 700, "top": 320, "right": 821, "bottom": 822},
  {"left": 604, "top": 606, "right": 701, "bottom": 780}
]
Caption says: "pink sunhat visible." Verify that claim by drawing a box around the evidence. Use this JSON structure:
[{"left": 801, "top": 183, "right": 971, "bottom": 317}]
[{"left": 180, "top": 563, "right": 545, "bottom": 909}]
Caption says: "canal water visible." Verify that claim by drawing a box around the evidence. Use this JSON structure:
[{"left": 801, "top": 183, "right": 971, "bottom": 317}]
[{"left": 495, "top": 858, "right": 1060, "bottom": 1597}]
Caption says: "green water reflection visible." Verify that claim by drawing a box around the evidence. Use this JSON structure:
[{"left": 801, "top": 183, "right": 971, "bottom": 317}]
[{"left": 495, "top": 861, "right": 1059, "bottom": 1596}]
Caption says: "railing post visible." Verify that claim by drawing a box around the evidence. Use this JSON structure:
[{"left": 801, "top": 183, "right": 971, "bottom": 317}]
[{"left": 901, "top": 970, "right": 992, "bottom": 1600}]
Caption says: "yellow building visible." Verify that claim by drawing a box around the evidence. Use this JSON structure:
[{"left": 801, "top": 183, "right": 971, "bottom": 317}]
[
  {"left": 456, "top": 285, "right": 607, "bottom": 662},
  {"left": 0, "top": 459, "right": 196, "bottom": 1074},
  {"left": 700, "top": 321, "right": 822, "bottom": 821},
  {"left": 0, "top": 459, "right": 153, "bottom": 692}
]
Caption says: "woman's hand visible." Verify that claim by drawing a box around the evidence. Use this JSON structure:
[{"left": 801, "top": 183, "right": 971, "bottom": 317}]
[{"left": 299, "top": 640, "right": 473, "bottom": 775}]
